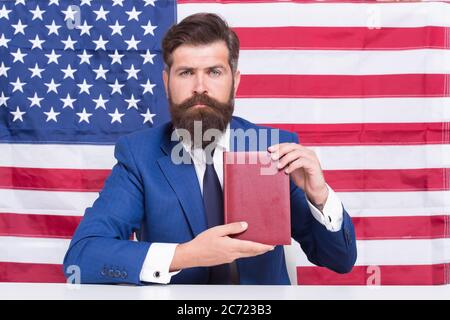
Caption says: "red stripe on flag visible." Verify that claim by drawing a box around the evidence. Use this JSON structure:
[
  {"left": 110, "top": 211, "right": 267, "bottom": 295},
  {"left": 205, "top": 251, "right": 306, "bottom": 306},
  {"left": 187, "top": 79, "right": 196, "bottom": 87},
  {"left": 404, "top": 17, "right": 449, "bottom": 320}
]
[
  {"left": 235, "top": 26, "right": 448, "bottom": 50},
  {"left": 324, "top": 168, "right": 450, "bottom": 192},
  {"left": 353, "top": 215, "right": 450, "bottom": 240},
  {"left": 1, "top": 168, "right": 448, "bottom": 192},
  {"left": 297, "top": 264, "right": 449, "bottom": 285},
  {"left": 0, "top": 167, "right": 109, "bottom": 192},
  {"left": 0, "top": 262, "right": 66, "bottom": 283},
  {"left": 237, "top": 74, "right": 448, "bottom": 98},
  {"left": 262, "top": 123, "right": 445, "bottom": 146},
  {"left": 0, "top": 213, "right": 81, "bottom": 239}
]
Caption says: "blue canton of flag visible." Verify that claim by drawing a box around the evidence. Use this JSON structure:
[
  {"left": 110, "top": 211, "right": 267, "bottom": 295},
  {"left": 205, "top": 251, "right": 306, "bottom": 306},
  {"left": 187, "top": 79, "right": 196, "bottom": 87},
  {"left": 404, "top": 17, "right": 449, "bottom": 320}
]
[{"left": 0, "top": 0, "right": 175, "bottom": 143}]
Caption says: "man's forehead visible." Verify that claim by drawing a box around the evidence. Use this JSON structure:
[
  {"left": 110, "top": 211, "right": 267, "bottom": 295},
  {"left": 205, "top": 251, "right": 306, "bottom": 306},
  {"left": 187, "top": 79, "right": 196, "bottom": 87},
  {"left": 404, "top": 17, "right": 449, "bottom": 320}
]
[{"left": 171, "top": 41, "right": 229, "bottom": 66}]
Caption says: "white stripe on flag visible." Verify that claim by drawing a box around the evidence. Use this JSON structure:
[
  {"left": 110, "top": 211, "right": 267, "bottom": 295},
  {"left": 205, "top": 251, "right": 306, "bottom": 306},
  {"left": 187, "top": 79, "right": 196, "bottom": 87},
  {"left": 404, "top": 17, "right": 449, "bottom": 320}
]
[
  {"left": 2, "top": 236, "right": 449, "bottom": 266},
  {"left": 0, "top": 143, "right": 115, "bottom": 169},
  {"left": 1, "top": 189, "right": 449, "bottom": 218},
  {"left": 239, "top": 50, "right": 450, "bottom": 75},
  {"left": 0, "top": 189, "right": 98, "bottom": 216},
  {"left": 288, "top": 238, "right": 450, "bottom": 267},
  {"left": 178, "top": 2, "right": 450, "bottom": 27},
  {"left": 2, "top": 143, "right": 448, "bottom": 170},
  {"left": 339, "top": 190, "right": 450, "bottom": 217},
  {"left": 234, "top": 97, "right": 450, "bottom": 124}
]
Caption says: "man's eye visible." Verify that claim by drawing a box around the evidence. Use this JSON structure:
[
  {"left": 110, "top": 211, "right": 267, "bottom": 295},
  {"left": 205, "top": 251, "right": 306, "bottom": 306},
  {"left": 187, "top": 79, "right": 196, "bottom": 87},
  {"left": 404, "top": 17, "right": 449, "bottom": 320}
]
[
  {"left": 179, "top": 70, "right": 192, "bottom": 76},
  {"left": 209, "top": 69, "right": 221, "bottom": 77}
]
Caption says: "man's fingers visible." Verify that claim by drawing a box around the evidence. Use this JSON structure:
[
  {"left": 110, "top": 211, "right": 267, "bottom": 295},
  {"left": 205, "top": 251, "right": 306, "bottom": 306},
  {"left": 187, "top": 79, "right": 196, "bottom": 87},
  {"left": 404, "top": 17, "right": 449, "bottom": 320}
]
[
  {"left": 212, "top": 221, "right": 248, "bottom": 237},
  {"left": 231, "top": 239, "right": 275, "bottom": 257}
]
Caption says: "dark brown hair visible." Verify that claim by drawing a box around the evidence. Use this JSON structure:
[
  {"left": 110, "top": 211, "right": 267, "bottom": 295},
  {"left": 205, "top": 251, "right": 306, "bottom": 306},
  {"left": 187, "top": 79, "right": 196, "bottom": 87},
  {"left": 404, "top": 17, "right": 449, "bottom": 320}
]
[{"left": 162, "top": 13, "right": 240, "bottom": 73}]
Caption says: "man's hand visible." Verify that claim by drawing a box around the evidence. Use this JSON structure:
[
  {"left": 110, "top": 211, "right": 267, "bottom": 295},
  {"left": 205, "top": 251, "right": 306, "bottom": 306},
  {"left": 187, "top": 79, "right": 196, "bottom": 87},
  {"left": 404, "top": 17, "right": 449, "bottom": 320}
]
[
  {"left": 170, "top": 222, "right": 274, "bottom": 271},
  {"left": 268, "top": 143, "right": 328, "bottom": 208}
]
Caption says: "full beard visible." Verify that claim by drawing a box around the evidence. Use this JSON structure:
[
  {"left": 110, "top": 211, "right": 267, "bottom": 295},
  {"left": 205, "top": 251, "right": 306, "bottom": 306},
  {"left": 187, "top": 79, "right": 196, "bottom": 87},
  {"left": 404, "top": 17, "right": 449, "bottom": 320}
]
[{"left": 168, "top": 85, "right": 235, "bottom": 149}]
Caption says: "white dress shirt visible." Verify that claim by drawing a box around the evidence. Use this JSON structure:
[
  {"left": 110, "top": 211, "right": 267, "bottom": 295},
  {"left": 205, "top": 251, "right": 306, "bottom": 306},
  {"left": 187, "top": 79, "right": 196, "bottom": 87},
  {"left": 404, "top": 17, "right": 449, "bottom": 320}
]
[{"left": 140, "top": 124, "right": 344, "bottom": 283}]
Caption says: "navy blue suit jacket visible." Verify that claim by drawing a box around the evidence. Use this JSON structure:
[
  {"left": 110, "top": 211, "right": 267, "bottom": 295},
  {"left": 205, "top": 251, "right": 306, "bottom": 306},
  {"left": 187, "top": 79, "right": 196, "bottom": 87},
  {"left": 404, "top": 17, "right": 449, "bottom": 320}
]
[{"left": 63, "top": 116, "right": 357, "bottom": 285}]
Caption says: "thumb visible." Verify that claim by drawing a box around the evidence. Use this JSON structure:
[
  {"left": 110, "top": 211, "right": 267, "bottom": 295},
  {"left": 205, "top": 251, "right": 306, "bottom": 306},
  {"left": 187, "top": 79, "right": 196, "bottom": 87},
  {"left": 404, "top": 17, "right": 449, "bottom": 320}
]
[{"left": 214, "top": 221, "right": 248, "bottom": 237}]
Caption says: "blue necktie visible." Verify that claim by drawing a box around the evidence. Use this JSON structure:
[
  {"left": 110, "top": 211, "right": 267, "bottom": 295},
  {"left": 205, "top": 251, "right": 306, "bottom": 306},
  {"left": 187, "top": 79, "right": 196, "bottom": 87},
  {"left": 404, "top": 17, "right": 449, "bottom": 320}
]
[{"left": 202, "top": 154, "right": 231, "bottom": 284}]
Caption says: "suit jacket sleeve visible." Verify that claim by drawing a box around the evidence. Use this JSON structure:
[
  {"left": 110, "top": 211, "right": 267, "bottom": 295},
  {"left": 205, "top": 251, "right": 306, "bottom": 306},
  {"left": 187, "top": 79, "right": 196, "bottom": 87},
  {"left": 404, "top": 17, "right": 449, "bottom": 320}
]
[
  {"left": 63, "top": 136, "right": 151, "bottom": 285},
  {"left": 289, "top": 132, "right": 357, "bottom": 273}
]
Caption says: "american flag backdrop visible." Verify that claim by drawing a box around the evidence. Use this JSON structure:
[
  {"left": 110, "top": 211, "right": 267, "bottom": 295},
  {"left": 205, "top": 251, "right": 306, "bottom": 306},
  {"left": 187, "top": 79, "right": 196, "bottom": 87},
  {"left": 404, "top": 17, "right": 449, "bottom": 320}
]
[{"left": 1, "top": 0, "right": 449, "bottom": 285}]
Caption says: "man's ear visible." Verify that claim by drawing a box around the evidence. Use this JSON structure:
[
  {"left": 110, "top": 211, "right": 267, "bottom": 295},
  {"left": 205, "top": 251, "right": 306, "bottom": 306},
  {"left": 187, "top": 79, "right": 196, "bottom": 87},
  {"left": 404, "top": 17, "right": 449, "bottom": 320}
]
[
  {"left": 233, "top": 70, "right": 241, "bottom": 96},
  {"left": 162, "top": 69, "right": 169, "bottom": 97}
]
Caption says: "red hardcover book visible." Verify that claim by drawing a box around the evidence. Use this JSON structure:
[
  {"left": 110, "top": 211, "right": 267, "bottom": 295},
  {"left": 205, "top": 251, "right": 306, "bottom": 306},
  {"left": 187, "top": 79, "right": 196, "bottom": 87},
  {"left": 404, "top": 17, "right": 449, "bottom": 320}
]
[{"left": 223, "top": 151, "right": 291, "bottom": 245}]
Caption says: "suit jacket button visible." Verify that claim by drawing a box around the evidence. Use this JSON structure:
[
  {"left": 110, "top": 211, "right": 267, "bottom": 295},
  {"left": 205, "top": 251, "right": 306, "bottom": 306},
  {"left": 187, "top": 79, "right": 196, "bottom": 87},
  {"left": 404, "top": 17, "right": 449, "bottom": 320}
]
[
  {"left": 153, "top": 271, "right": 160, "bottom": 278},
  {"left": 108, "top": 269, "right": 115, "bottom": 277},
  {"left": 121, "top": 271, "right": 128, "bottom": 279},
  {"left": 114, "top": 270, "right": 121, "bottom": 278},
  {"left": 101, "top": 267, "right": 107, "bottom": 276}
]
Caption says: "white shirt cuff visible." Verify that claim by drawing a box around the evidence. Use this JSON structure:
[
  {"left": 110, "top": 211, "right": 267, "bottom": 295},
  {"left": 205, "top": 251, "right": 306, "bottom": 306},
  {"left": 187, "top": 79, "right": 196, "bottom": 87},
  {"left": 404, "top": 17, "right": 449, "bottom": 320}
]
[
  {"left": 306, "top": 184, "right": 343, "bottom": 232},
  {"left": 139, "top": 243, "right": 181, "bottom": 284}
]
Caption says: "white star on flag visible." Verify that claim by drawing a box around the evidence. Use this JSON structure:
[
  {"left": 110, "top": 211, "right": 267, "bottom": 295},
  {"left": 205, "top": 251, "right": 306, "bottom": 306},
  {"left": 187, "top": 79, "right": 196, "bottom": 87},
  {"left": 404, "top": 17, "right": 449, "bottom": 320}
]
[
  {"left": 61, "top": 65, "right": 77, "bottom": 79},
  {"left": 125, "top": 94, "right": 140, "bottom": 109},
  {"left": 93, "top": 35, "right": 108, "bottom": 50},
  {"left": 77, "top": 21, "right": 93, "bottom": 36},
  {"left": 125, "top": 35, "right": 140, "bottom": 50},
  {"left": 0, "top": 34, "right": 11, "bottom": 48},
  {"left": 62, "top": 6, "right": 77, "bottom": 21},
  {"left": 28, "top": 63, "right": 44, "bottom": 78},
  {"left": 0, "top": 92, "right": 9, "bottom": 107},
  {"left": 12, "top": 20, "right": 27, "bottom": 35},
  {"left": 143, "top": 0, "right": 157, "bottom": 7},
  {"left": 60, "top": 93, "right": 76, "bottom": 109},
  {"left": 141, "top": 50, "right": 156, "bottom": 64},
  {"left": 142, "top": 21, "right": 157, "bottom": 36},
  {"left": 76, "top": 108, "right": 92, "bottom": 123},
  {"left": 77, "top": 79, "right": 93, "bottom": 94},
  {"left": 112, "top": 0, "right": 124, "bottom": 6},
  {"left": 109, "top": 108, "right": 125, "bottom": 123},
  {"left": 62, "top": 35, "right": 77, "bottom": 50},
  {"left": 126, "top": 7, "right": 142, "bottom": 21},
  {"left": 46, "top": 49, "right": 61, "bottom": 64},
  {"left": 28, "top": 93, "right": 43, "bottom": 108},
  {"left": 141, "top": 108, "right": 156, "bottom": 124},
  {"left": 109, "top": 79, "right": 124, "bottom": 95},
  {"left": 46, "top": 20, "right": 61, "bottom": 36},
  {"left": 141, "top": 79, "right": 156, "bottom": 95},
  {"left": 109, "top": 50, "right": 124, "bottom": 65},
  {"left": 0, "top": 62, "right": 10, "bottom": 76},
  {"left": 78, "top": 50, "right": 92, "bottom": 65},
  {"left": 94, "top": 6, "right": 109, "bottom": 21},
  {"left": 0, "top": 5, "right": 12, "bottom": 20},
  {"left": 45, "top": 79, "right": 61, "bottom": 94},
  {"left": 10, "top": 107, "right": 26, "bottom": 122},
  {"left": 10, "top": 77, "right": 26, "bottom": 93},
  {"left": 29, "top": 35, "right": 45, "bottom": 50},
  {"left": 125, "top": 64, "right": 140, "bottom": 80},
  {"left": 30, "top": 5, "right": 45, "bottom": 21},
  {"left": 93, "top": 65, "right": 109, "bottom": 80},
  {"left": 93, "top": 94, "right": 108, "bottom": 110},
  {"left": 109, "top": 21, "right": 125, "bottom": 36},
  {"left": 11, "top": 48, "right": 27, "bottom": 63},
  {"left": 44, "top": 107, "right": 60, "bottom": 122}
]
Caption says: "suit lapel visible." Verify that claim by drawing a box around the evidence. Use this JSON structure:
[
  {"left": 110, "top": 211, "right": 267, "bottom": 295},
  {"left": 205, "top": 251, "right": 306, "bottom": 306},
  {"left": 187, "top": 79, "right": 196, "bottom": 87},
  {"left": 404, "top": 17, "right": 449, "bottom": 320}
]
[{"left": 157, "top": 125, "right": 207, "bottom": 237}]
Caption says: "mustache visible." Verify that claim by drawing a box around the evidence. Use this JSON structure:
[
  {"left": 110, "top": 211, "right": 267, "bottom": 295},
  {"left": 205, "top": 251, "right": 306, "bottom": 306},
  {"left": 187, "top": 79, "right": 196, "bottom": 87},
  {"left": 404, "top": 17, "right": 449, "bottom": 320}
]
[{"left": 175, "top": 93, "right": 226, "bottom": 111}]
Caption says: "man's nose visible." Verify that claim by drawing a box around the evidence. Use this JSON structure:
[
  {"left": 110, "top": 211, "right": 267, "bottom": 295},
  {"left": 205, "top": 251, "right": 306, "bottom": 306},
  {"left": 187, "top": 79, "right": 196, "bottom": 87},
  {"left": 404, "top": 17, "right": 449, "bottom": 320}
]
[{"left": 193, "top": 73, "right": 208, "bottom": 95}]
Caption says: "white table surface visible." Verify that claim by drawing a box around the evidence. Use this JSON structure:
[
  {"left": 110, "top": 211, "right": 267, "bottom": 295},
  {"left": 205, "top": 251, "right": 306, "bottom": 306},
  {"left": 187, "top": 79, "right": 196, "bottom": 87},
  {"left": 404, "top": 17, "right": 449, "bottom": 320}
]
[{"left": 1, "top": 283, "right": 449, "bottom": 300}]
